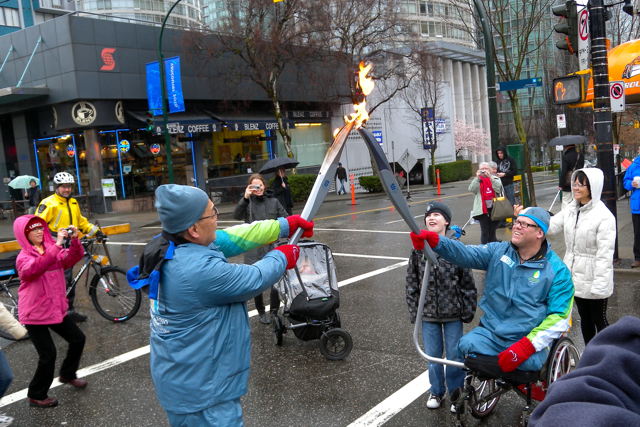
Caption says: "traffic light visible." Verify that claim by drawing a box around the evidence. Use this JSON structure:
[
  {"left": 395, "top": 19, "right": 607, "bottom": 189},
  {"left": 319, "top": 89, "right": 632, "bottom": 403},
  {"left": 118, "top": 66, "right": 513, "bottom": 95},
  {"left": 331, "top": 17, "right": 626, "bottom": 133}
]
[
  {"left": 624, "top": 0, "right": 637, "bottom": 16},
  {"left": 553, "top": 75, "right": 583, "bottom": 104},
  {"left": 146, "top": 111, "right": 154, "bottom": 132},
  {"left": 552, "top": 0, "right": 578, "bottom": 54}
]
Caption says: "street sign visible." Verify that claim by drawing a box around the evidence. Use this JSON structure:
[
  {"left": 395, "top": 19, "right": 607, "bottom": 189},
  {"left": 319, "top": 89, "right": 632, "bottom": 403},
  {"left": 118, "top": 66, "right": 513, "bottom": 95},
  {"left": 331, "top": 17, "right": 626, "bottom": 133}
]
[
  {"left": 398, "top": 149, "right": 418, "bottom": 175},
  {"left": 372, "top": 130, "right": 383, "bottom": 145},
  {"left": 557, "top": 114, "right": 567, "bottom": 129},
  {"left": 496, "top": 78, "right": 542, "bottom": 92},
  {"left": 610, "top": 80, "right": 626, "bottom": 112},
  {"left": 577, "top": 6, "right": 590, "bottom": 71},
  {"left": 614, "top": 144, "right": 620, "bottom": 155}
]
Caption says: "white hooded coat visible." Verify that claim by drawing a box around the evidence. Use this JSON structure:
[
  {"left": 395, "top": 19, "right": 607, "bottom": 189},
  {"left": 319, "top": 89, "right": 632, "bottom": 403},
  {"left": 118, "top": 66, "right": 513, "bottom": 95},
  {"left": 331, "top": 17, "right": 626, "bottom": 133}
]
[{"left": 547, "top": 168, "right": 616, "bottom": 299}]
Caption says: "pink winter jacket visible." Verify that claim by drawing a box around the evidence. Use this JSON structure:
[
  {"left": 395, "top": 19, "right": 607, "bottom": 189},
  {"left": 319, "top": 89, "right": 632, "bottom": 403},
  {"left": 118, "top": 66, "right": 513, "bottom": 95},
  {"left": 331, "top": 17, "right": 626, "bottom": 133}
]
[{"left": 14, "top": 215, "right": 84, "bottom": 325}]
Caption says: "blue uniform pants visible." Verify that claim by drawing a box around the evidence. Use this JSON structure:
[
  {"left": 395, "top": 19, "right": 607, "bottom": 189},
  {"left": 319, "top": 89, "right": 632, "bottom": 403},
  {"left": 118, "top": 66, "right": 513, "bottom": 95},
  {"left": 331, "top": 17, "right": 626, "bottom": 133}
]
[
  {"left": 165, "top": 399, "right": 243, "bottom": 427},
  {"left": 456, "top": 327, "right": 548, "bottom": 372}
]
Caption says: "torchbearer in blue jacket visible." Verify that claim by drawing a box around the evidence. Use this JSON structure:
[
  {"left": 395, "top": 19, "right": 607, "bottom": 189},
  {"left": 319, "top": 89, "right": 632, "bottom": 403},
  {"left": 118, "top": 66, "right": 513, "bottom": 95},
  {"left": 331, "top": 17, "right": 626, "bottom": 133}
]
[
  {"left": 127, "top": 184, "right": 314, "bottom": 427},
  {"left": 410, "top": 207, "right": 574, "bottom": 373}
]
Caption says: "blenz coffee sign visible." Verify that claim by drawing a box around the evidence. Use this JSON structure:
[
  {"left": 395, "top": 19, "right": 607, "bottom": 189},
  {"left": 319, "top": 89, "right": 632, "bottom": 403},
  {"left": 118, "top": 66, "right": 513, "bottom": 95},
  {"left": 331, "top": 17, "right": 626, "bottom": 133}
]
[{"left": 157, "top": 123, "right": 220, "bottom": 134}]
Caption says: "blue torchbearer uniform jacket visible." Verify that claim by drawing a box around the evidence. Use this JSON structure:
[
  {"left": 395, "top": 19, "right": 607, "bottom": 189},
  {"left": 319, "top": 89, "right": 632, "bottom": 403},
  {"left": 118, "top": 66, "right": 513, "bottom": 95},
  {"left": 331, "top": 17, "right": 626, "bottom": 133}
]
[
  {"left": 130, "top": 218, "right": 289, "bottom": 415},
  {"left": 623, "top": 156, "right": 640, "bottom": 214},
  {"left": 432, "top": 238, "right": 574, "bottom": 353}
]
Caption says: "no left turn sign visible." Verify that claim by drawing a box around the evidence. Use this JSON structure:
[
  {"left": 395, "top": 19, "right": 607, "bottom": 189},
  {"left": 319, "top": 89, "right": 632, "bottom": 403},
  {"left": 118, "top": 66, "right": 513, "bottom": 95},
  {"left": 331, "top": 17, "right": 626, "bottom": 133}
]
[
  {"left": 579, "top": 9, "right": 589, "bottom": 41},
  {"left": 610, "top": 81, "right": 625, "bottom": 113}
]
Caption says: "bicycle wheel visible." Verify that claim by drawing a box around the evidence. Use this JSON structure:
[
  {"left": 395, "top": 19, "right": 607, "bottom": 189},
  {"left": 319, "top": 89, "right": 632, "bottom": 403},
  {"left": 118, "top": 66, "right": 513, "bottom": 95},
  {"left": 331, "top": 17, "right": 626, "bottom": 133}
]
[
  {"left": 89, "top": 267, "right": 141, "bottom": 322},
  {"left": 0, "top": 279, "right": 21, "bottom": 340},
  {"left": 470, "top": 378, "right": 501, "bottom": 419}
]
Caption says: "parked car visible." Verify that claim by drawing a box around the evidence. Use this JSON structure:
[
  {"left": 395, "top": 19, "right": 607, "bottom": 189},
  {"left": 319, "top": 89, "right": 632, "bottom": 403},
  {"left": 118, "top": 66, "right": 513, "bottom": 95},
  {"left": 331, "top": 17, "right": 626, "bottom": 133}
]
[{"left": 409, "top": 171, "right": 423, "bottom": 184}]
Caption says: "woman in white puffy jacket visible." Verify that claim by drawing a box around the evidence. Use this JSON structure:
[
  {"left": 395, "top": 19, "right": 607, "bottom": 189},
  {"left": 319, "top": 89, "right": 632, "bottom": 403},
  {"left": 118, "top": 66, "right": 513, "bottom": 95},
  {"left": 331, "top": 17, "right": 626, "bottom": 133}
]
[{"left": 547, "top": 168, "right": 616, "bottom": 345}]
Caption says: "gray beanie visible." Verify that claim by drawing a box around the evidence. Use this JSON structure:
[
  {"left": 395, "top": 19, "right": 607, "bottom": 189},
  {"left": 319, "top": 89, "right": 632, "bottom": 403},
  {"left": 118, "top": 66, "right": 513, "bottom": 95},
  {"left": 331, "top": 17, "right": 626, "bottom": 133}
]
[{"left": 155, "top": 184, "right": 210, "bottom": 234}]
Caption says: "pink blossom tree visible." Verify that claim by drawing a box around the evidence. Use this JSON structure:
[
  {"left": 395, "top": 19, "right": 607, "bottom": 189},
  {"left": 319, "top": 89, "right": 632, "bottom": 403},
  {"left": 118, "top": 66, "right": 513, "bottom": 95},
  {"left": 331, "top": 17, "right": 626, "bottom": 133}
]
[{"left": 453, "top": 118, "right": 491, "bottom": 158}]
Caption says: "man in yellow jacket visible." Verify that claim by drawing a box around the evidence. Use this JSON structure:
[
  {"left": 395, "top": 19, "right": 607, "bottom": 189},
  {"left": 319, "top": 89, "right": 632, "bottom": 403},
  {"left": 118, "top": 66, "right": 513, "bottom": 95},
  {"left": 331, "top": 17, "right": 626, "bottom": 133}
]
[{"left": 36, "top": 172, "right": 104, "bottom": 322}]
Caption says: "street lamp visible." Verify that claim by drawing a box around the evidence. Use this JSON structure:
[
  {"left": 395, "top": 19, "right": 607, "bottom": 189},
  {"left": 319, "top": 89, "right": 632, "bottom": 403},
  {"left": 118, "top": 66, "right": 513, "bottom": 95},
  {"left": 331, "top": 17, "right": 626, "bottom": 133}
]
[{"left": 158, "top": 0, "right": 183, "bottom": 184}]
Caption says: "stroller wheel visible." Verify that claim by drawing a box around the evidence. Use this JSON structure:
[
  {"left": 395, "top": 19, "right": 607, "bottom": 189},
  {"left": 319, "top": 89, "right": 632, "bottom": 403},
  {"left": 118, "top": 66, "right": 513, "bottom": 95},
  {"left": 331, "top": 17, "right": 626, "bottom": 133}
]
[
  {"left": 319, "top": 328, "right": 352, "bottom": 361},
  {"left": 271, "top": 315, "right": 283, "bottom": 346}
]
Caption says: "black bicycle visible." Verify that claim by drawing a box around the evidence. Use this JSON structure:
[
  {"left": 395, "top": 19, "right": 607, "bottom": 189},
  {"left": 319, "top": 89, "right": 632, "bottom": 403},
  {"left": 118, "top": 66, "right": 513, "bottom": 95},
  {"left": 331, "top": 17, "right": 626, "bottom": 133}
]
[{"left": 0, "top": 236, "right": 141, "bottom": 340}]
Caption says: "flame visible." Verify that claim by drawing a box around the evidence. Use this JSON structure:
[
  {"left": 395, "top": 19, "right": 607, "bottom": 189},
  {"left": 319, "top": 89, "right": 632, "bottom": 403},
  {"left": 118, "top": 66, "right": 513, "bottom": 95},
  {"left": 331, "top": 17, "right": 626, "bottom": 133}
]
[
  {"left": 343, "top": 61, "right": 375, "bottom": 129},
  {"left": 333, "top": 128, "right": 340, "bottom": 138}
]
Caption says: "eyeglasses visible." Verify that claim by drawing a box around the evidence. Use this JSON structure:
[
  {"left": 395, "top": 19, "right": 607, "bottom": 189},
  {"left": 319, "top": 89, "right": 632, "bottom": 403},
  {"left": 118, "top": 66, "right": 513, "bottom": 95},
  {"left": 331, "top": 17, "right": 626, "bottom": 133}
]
[
  {"left": 513, "top": 220, "right": 539, "bottom": 230},
  {"left": 572, "top": 183, "right": 587, "bottom": 189},
  {"left": 198, "top": 206, "right": 219, "bottom": 221}
]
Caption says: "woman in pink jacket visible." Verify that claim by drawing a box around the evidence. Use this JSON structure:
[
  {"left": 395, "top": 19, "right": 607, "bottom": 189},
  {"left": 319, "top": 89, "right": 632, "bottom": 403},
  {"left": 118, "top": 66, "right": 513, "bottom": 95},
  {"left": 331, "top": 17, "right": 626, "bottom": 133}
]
[{"left": 14, "top": 215, "right": 86, "bottom": 408}]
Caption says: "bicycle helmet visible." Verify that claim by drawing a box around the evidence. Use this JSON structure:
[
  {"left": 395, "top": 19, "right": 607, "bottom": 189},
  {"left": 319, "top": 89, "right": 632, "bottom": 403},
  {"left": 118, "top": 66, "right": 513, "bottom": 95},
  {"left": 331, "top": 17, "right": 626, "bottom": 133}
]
[{"left": 53, "top": 172, "right": 75, "bottom": 185}]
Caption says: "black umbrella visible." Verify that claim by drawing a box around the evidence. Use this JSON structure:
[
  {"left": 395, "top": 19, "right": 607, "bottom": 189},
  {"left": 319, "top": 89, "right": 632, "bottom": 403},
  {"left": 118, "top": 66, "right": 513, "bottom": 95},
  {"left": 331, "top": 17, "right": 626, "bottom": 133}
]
[
  {"left": 259, "top": 157, "right": 299, "bottom": 174},
  {"left": 547, "top": 135, "right": 588, "bottom": 147}
]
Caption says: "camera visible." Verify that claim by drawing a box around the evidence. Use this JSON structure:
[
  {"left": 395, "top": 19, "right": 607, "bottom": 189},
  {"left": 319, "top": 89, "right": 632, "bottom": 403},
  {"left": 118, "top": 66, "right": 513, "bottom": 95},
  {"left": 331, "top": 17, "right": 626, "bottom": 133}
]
[
  {"left": 62, "top": 226, "right": 74, "bottom": 247},
  {"left": 251, "top": 184, "right": 261, "bottom": 190}
]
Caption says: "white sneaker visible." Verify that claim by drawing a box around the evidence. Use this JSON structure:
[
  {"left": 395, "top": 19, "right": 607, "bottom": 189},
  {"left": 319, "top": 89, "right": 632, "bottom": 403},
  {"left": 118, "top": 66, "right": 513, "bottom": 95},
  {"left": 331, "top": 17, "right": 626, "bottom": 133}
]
[
  {"left": 427, "top": 394, "right": 442, "bottom": 409},
  {"left": 450, "top": 404, "right": 457, "bottom": 413},
  {"left": 0, "top": 414, "right": 13, "bottom": 426}
]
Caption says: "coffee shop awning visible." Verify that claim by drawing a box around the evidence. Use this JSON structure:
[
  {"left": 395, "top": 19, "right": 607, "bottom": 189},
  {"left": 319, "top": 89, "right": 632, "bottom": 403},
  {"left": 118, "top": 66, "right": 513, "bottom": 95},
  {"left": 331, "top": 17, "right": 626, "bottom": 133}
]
[
  {"left": 128, "top": 110, "right": 222, "bottom": 133},
  {"left": 0, "top": 86, "right": 48, "bottom": 105},
  {"left": 204, "top": 110, "right": 294, "bottom": 132}
]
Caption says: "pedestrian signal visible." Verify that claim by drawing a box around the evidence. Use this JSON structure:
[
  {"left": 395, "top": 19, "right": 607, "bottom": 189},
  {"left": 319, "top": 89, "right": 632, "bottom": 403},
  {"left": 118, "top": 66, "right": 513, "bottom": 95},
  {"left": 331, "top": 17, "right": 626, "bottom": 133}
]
[
  {"left": 552, "top": 75, "right": 583, "bottom": 105},
  {"left": 146, "top": 111, "right": 154, "bottom": 132}
]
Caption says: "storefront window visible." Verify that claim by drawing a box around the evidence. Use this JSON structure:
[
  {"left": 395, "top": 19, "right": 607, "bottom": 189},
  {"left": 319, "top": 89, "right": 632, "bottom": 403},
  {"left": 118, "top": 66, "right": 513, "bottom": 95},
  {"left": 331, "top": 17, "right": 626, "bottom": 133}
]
[
  {"left": 202, "top": 128, "right": 273, "bottom": 180},
  {"left": 277, "top": 123, "right": 332, "bottom": 168},
  {"left": 34, "top": 135, "right": 81, "bottom": 195}
]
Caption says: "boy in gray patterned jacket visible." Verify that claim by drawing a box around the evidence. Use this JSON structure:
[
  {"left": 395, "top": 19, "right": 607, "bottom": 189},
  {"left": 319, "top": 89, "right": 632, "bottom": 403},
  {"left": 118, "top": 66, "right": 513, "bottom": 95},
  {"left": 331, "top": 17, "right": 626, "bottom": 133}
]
[{"left": 405, "top": 201, "right": 477, "bottom": 413}]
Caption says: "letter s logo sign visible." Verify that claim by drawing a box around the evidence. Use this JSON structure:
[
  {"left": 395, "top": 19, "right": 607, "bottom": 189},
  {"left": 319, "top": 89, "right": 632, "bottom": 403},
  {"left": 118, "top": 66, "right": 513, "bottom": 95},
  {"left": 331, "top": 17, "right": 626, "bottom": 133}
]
[{"left": 100, "top": 48, "right": 116, "bottom": 71}]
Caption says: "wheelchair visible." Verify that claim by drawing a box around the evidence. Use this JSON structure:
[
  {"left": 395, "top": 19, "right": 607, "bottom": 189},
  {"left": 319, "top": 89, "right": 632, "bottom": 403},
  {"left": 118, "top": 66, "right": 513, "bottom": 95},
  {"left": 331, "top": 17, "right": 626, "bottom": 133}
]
[{"left": 448, "top": 336, "right": 581, "bottom": 427}]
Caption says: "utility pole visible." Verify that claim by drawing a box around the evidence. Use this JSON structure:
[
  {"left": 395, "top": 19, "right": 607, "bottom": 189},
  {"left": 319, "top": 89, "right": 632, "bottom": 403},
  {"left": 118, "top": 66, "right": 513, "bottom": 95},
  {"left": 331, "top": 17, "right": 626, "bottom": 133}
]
[{"left": 589, "top": 0, "right": 618, "bottom": 258}]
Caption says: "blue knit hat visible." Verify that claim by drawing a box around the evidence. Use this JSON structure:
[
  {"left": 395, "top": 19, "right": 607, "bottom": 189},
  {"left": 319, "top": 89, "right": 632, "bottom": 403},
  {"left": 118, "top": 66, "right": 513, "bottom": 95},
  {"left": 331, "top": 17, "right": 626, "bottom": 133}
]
[
  {"left": 155, "top": 184, "right": 210, "bottom": 234},
  {"left": 518, "top": 207, "right": 550, "bottom": 234}
]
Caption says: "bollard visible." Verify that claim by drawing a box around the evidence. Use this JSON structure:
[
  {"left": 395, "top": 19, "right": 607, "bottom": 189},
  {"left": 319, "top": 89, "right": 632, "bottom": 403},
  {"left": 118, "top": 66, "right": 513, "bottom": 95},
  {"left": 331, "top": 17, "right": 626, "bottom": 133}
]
[
  {"left": 437, "top": 169, "right": 441, "bottom": 196},
  {"left": 350, "top": 174, "right": 356, "bottom": 205}
]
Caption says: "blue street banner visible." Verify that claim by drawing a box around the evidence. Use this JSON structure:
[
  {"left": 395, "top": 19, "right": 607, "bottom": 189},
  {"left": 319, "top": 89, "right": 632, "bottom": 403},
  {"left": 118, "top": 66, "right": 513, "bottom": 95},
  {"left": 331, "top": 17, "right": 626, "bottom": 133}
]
[
  {"left": 165, "top": 56, "right": 185, "bottom": 114},
  {"left": 372, "top": 130, "right": 383, "bottom": 145},
  {"left": 146, "top": 61, "right": 162, "bottom": 115}
]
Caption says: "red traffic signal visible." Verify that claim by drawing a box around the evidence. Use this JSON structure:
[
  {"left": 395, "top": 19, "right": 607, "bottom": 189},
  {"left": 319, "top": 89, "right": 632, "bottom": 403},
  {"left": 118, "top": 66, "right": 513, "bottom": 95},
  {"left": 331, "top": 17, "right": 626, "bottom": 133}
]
[{"left": 146, "top": 111, "right": 154, "bottom": 131}]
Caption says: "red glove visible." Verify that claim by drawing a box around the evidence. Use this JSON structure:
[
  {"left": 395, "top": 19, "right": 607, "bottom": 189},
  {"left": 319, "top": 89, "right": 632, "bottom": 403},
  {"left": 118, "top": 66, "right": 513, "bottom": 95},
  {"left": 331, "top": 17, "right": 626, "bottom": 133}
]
[
  {"left": 410, "top": 230, "right": 439, "bottom": 251},
  {"left": 286, "top": 215, "right": 314, "bottom": 238},
  {"left": 273, "top": 245, "right": 300, "bottom": 269},
  {"left": 498, "top": 337, "right": 536, "bottom": 372}
]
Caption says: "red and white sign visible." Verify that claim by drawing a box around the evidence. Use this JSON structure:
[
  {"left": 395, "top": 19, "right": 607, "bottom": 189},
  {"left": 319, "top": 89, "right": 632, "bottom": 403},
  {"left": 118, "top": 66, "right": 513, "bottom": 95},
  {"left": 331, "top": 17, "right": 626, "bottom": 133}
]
[
  {"left": 610, "top": 80, "right": 625, "bottom": 113},
  {"left": 577, "top": 7, "right": 590, "bottom": 71},
  {"left": 557, "top": 114, "right": 567, "bottom": 129}
]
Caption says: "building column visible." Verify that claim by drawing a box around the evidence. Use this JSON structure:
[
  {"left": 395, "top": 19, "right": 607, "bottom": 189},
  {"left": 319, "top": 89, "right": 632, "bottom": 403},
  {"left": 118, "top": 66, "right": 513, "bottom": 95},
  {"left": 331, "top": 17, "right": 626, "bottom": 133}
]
[
  {"left": 462, "top": 62, "right": 472, "bottom": 123},
  {"left": 12, "top": 113, "right": 35, "bottom": 176},
  {"left": 84, "top": 128, "right": 103, "bottom": 192},
  {"left": 470, "top": 65, "right": 482, "bottom": 126},
  {"left": 443, "top": 59, "right": 456, "bottom": 119},
  {"left": 453, "top": 61, "right": 464, "bottom": 120}
]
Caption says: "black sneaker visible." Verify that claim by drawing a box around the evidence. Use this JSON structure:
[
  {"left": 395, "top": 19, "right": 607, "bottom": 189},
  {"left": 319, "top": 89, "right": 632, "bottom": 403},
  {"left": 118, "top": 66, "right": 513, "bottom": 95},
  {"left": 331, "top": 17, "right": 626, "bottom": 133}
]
[
  {"left": 258, "top": 312, "right": 270, "bottom": 325},
  {"left": 68, "top": 311, "right": 88, "bottom": 322}
]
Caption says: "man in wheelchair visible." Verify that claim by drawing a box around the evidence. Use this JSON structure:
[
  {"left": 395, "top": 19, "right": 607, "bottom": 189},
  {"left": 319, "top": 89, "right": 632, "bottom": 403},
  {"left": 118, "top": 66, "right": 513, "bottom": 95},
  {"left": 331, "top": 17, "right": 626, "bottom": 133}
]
[{"left": 411, "top": 207, "right": 574, "bottom": 374}]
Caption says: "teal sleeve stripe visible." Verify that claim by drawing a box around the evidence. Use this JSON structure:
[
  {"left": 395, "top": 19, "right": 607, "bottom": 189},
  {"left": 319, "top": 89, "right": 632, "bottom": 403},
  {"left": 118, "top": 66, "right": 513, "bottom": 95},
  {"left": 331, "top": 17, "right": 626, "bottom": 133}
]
[{"left": 215, "top": 220, "right": 281, "bottom": 258}]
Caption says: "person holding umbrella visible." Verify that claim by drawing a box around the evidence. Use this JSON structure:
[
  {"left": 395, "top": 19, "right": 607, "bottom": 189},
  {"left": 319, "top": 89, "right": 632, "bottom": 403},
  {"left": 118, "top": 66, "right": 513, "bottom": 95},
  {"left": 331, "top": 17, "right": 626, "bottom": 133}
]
[
  {"left": 272, "top": 167, "right": 294, "bottom": 216},
  {"left": 25, "top": 179, "right": 43, "bottom": 215},
  {"left": 233, "top": 174, "right": 288, "bottom": 324}
]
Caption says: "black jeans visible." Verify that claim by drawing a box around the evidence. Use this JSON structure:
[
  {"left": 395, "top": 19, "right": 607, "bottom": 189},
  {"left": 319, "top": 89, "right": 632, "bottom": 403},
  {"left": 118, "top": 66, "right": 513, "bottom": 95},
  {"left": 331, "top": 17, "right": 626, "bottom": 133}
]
[
  {"left": 574, "top": 297, "right": 609, "bottom": 346},
  {"left": 25, "top": 316, "right": 86, "bottom": 400},
  {"left": 64, "top": 267, "right": 76, "bottom": 312},
  {"left": 633, "top": 214, "right": 640, "bottom": 261},
  {"left": 475, "top": 210, "right": 500, "bottom": 244},
  {"left": 254, "top": 286, "right": 281, "bottom": 316}
]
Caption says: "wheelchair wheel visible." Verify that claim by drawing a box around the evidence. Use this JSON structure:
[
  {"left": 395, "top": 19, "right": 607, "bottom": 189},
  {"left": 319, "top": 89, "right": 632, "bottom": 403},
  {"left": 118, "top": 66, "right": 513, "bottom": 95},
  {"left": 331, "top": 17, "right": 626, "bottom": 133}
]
[
  {"left": 319, "top": 328, "right": 352, "bottom": 360},
  {"left": 271, "top": 315, "right": 283, "bottom": 346},
  {"left": 546, "top": 337, "right": 580, "bottom": 387},
  {"left": 470, "top": 378, "right": 501, "bottom": 419}
]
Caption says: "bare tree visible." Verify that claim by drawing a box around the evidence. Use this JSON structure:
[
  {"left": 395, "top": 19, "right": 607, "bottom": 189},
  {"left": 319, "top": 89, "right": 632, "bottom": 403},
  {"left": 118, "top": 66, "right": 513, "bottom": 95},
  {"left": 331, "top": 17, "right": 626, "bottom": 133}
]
[
  {"left": 184, "top": 0, "right": 317, "bottom": 159},
  {"left": 400, "top": 51, "right": 447, "bottom": 185},
  {"left": 452, "top": 0, "right": 556, "bottom": 206}
]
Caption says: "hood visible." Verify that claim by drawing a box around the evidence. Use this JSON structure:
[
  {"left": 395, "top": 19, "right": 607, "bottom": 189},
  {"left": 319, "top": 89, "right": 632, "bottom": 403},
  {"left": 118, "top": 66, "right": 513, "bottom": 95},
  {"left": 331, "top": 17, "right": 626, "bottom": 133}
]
[
  {"left": 634, "top": 156, "right": 640, "bottom": 165},
  {"left": 496, "top": 145, "right": 506, "bottom": 158},
  {"left": 13, "top": 215, "right": 55, "bottom": 254},
  {"left": 571, "top": 167, "right": 604, "bottom": 205}
]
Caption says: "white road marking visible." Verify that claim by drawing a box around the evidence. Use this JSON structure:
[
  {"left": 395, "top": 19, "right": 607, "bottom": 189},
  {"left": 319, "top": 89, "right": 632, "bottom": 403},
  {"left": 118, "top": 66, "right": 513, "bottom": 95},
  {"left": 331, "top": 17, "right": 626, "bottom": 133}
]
[
  {"left": 385, "top": 215, "right": 423, "bottom": 225},
  {"left": 333, "top": 253, "right": 408, "bottom": 261},
  {"left": 347, "top": 370, "right": 431, "bottom": 427},
  {"left": 0, "top": 258, "right": 407, "bottom": 408},
  {"left": 315, "top": 228, "right": 409, "bottom": 234}
]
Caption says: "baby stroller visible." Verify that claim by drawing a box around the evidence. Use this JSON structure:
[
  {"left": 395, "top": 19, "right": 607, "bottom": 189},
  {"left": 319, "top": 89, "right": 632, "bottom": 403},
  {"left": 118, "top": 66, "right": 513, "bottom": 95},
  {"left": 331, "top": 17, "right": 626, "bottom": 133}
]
[{"left": 271, "top": 240, "right": 353, "bottom": 360}]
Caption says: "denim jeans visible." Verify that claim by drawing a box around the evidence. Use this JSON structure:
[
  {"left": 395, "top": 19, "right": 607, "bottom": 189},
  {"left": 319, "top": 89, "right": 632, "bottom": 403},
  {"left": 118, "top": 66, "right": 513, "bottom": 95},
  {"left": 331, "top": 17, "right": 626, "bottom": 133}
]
[
  {"left": 503, "top": 184, "right": 515, "bottom": 207},
  {"left": 338, "top": 179, "right": 346, "bottom": 194},
  {"left": 422, "top": 320, "right": 465, "bottom": 397},
  {"left": 0, "top": 350, "right": 13, "bottom": 399}
]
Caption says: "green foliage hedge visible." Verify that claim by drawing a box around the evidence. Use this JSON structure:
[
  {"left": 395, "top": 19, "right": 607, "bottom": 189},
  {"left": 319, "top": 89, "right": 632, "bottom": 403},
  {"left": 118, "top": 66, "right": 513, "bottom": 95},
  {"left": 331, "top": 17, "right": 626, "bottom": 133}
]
[
  {"left": 268, "top": 174, "right": 317, "bottom": 202},
  {"left": 428, "top": 160, "right": 472, "bottom": 183},
  {"left": 359, "top": 176, "right": 383, "bottom": 192}
]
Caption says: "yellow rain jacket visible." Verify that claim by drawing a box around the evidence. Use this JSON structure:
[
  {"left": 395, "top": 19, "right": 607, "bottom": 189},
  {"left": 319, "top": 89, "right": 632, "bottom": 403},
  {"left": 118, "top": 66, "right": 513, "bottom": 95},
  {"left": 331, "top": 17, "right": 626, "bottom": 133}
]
[{"left": 36, "top": 193, "right": 98, "bottom": 236}]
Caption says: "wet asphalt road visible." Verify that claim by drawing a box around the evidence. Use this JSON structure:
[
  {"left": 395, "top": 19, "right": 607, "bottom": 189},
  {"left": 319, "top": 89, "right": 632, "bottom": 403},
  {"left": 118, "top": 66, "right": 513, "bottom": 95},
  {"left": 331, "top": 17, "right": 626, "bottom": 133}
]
[{"left": 0, "top": 173, "right": 638, "bottom": 427}]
